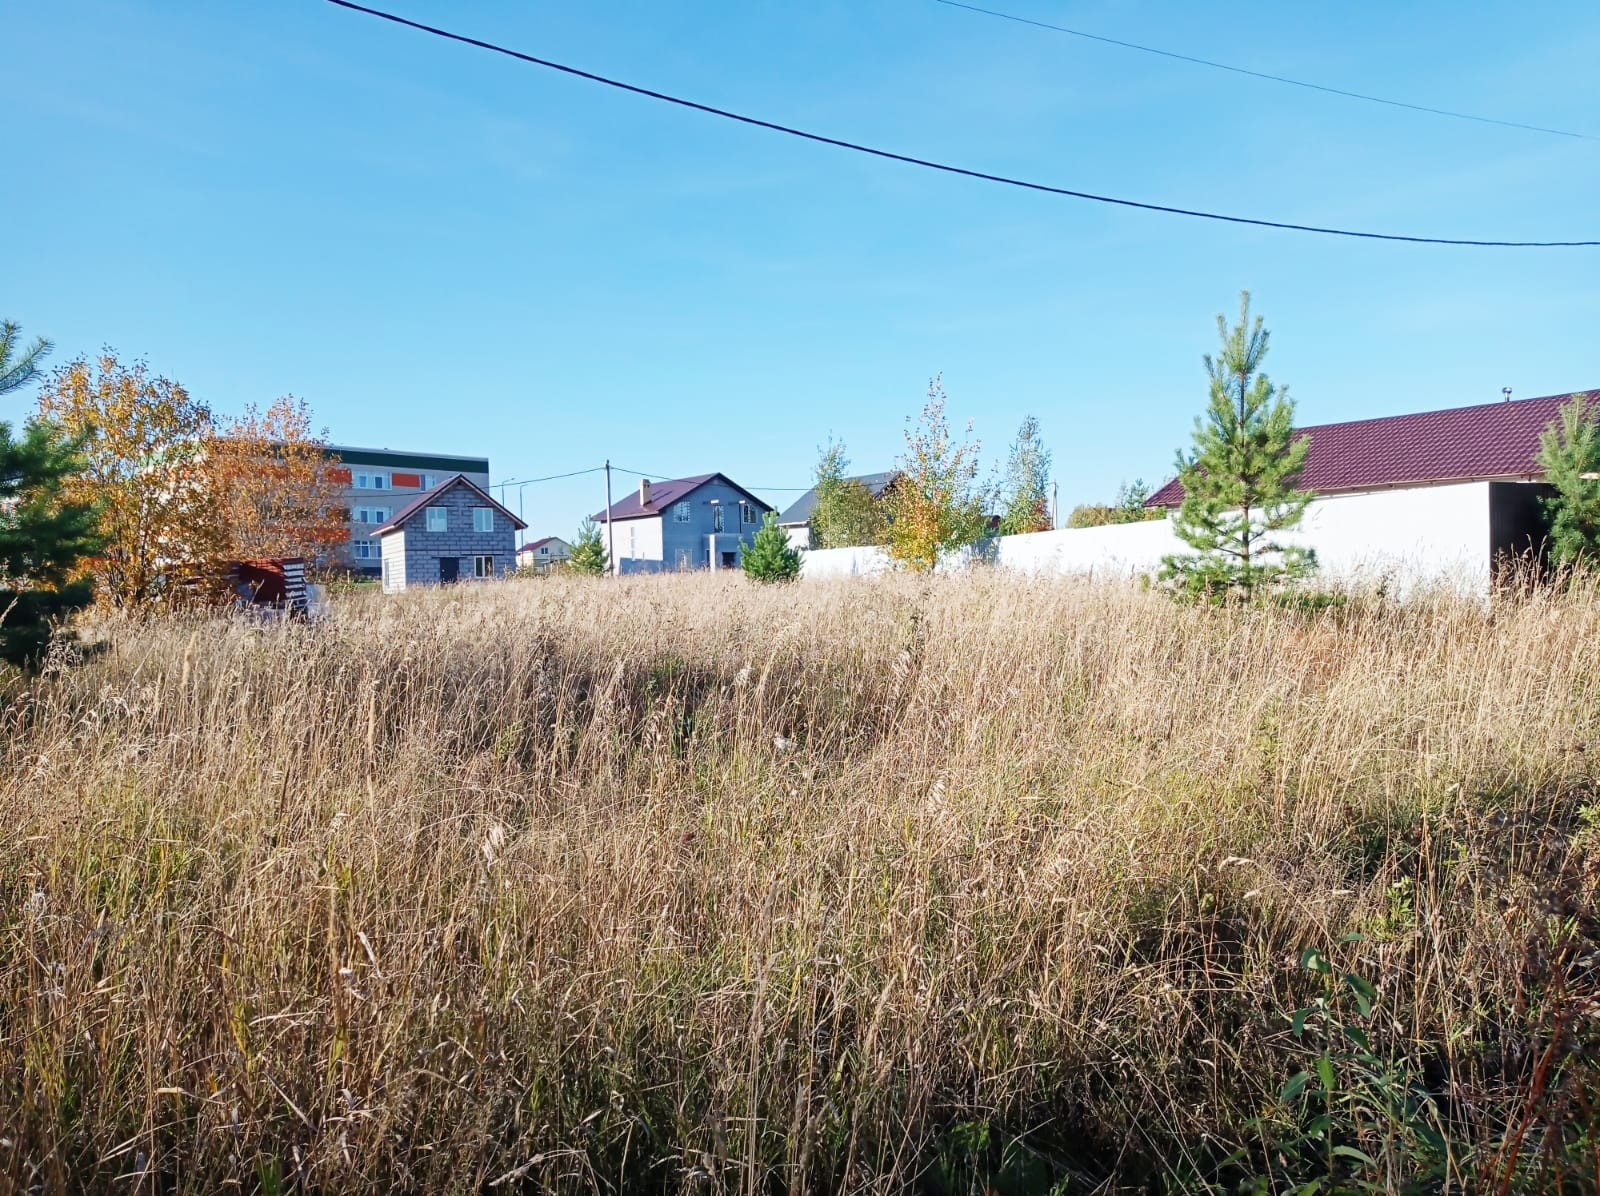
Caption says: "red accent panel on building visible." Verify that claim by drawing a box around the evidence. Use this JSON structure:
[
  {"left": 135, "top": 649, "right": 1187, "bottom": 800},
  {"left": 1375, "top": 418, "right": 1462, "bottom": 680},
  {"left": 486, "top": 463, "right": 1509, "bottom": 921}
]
[
  {"left": 328, "top": 467, "right": 353, "bottom": 484},
  {"left": 392, "top": 471, "right": 422, "bottom": 488}
]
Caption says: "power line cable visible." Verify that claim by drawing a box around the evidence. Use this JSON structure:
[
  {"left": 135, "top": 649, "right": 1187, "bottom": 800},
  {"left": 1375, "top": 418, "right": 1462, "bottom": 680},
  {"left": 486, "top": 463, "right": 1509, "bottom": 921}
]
[
  {"left": 612, "top": 464, "right": 811, "bottom": 491},
  {"left": 325, "top": 0, "right": 1600, "bottom": 249},
  {"left": 934, "top": 0, "right": 1593, "bottom": 142},
  {"left": 496, "top": 465, "right": 606, "bottom": 487}
]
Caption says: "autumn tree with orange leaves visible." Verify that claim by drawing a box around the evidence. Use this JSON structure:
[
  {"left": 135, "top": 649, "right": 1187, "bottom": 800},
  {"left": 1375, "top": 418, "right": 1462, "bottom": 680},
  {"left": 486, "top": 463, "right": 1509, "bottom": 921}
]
[
  {"left": 206, "top": 396, "right": 348, "bottom": 565},
  {"left": 885, "top": 376, "right": 992, "bottom": 572},
  {"left": 37, "top": 351, "right": 224, "bottom": 605},
  {"left": 38, "top": 353, "right": 348, "bottom": 605}
]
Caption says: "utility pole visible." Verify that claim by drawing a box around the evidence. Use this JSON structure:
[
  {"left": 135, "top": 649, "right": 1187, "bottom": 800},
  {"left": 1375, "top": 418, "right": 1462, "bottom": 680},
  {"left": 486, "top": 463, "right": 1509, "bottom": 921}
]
[
  {"left": 604, "top": 459, "right": 616, "bottom": 576},
  {"left": 1051, "top": 480, "right": 1059, "bottom": 531}
]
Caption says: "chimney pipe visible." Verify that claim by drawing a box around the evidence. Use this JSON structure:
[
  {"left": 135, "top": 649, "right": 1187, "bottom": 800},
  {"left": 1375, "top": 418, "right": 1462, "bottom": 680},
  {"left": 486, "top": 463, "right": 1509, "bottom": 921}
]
[
  {"left": 638, "top": 478, "right": 651, "bottom": 507},
  {"left": 1503, "top": 387, "right": 1513, "bottom": 403}
]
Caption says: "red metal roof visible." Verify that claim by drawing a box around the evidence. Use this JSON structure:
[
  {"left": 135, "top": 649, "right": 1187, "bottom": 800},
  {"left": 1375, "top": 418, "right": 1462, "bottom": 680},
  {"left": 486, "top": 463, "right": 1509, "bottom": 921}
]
[
  {"left": 592, "top": 473, "right": 768, "bottom": 522},
  {"left": 1147, "top": 391, "right": 1590, "bottom": 508},
  {"left": 374, "top": 474, "right": 528, "bottom": 534}
]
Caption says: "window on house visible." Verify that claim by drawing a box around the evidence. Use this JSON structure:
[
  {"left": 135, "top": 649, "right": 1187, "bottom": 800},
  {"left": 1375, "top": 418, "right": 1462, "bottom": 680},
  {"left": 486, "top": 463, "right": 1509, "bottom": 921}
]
[
  {"left": 352, "top": 539, "right": 378, "bottom": 560},
  {"left": 712, "top": 504, "right": 724, "bottom": 533},
  {"left": 355, "top": 472, "right": 389, "bottom": 490},
  {"left": 740, "top": 502, "right": 753, "bottom": 525},
  {"left": 354, "top": 506, "right": 389, "bottom": 525},
  {"left": 473, "top": 507, "right": 494, "bottom": 533},
  {"left": 474, "top": 555, "right": 495, "bottom": 578},
  {"left": 426, "top": 507, "right": 447, "bottom": 532},
  {"left": 674, "top": 548, "right": 691, "bottom": 570},
  {"left": 381, "top": 558, "right": 391, "bottom": 588},
  {"left": 673, "top": 501, "right": 691, "bottom": 523},
  {"left": 420, "top": 474, "right": 437, "bottom": 489},
  {"left": 539, "top": 546, "right": 548, "bottom": 555}
]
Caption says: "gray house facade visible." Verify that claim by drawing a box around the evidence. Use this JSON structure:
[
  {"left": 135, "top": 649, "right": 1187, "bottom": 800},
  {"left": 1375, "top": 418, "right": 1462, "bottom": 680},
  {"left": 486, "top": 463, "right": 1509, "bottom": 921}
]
[
  {"left": 327, "top": 444, "right": 492, "bottom": 577},
  {"left": 595, "top": 474, "right": 773, "bottom": 572},
  {"left": 376, "top": 475, "right": 526, "bottom": 593}
]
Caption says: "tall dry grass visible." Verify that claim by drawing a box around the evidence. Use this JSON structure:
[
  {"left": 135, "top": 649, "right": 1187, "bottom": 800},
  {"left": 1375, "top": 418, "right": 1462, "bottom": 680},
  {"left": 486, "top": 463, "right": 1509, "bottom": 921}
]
[{"left": 2, "top": 572, "right": 1598, "bottom": 1193}]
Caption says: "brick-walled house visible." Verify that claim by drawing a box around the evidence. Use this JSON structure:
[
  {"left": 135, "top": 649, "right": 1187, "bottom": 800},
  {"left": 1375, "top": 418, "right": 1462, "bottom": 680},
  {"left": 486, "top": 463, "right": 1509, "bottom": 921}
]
[
  {"left": 375, "top": 474, "right": 526, "bottom": 592},
  {"left": 325, "top": 445, "right": 491, "bottom": 577}
]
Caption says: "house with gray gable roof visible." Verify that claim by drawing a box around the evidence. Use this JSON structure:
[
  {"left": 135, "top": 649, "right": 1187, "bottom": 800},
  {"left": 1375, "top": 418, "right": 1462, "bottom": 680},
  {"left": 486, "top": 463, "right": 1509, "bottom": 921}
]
[{"left": 376, "top": 474, "right": 527, "bottom": 592}]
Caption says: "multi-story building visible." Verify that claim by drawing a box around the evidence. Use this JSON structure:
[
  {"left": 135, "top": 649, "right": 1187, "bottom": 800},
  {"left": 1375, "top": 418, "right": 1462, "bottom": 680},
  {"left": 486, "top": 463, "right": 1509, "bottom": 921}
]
[{"left": 326, "top": 445, "right": 491, "bottom": 576}]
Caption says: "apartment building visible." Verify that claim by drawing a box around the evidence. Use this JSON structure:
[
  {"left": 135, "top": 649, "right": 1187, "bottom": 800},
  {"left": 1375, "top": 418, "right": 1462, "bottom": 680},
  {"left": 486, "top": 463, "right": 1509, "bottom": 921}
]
[{"left": 327, "top": 445, "right": 491, "bottom": 576}]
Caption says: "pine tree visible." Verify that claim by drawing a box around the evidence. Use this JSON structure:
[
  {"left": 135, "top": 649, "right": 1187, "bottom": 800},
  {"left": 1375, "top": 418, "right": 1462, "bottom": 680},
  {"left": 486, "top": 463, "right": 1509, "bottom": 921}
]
[
  {"left": 1535, "top": 392, "right": 1600, "bottom": 568},
  {"left": 569, "top": 517, "right": 608, "bottom": 576},
  {"left": 741, "top": 510, "right": 801, "bottom": 582},
  {"left": 1161, "top": 292, "right": 1315, "bottom": 599},
  {"left": 998, "top": 414, "right": 1052, "bottom": 534},
  {"left": 0, "top": 321, "right": 102, "bottom": 668}
]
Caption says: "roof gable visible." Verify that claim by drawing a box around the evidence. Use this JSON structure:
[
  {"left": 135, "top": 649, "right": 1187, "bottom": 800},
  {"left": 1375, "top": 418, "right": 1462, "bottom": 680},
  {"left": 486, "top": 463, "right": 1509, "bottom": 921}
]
[
  {"left": 593, "top": 473, "right": 770, "bottom": 522},
  {"left": 375, "top": 474, "right": 528, "bottom": 535},
  {"left": 778, "top": 471, "right": 899, "bottom": 525},
  {"left": 1147, "top": 391, "right": 1590, "bottom": 508}
]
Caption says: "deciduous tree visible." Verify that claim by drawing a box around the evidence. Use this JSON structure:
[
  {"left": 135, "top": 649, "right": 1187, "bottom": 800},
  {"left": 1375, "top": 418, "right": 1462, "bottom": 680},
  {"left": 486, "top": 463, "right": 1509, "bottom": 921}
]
[
  {"left": 206, "top": 396, "right": 348, "bottom": 564},
  {"left": 809, "top": 439, "right": 889, "bottom": 549},
  {"left": 1160, "top": 293, "right": 1314, "bottom": 599},
  {"left": 886, "top": 377, "right": 991, "bottom": 572},
  {"left": 997, "top": 414, "right": 1052, "bottom": 534},
  {"left": 1535, "top": 392, "right": 1600, "bottom": 569},
  {"left": 741, "top": 510, "right": 801, "bottom": 582},
  {"left": 36, "top": 351, "right": 222, "bottom": 605}
]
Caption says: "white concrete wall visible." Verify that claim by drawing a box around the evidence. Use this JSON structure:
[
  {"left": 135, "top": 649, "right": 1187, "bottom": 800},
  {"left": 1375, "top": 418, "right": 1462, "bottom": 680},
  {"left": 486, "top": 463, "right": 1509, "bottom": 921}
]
[{"left": 800, "top": 483, "right": 1492, "bottom": 594}]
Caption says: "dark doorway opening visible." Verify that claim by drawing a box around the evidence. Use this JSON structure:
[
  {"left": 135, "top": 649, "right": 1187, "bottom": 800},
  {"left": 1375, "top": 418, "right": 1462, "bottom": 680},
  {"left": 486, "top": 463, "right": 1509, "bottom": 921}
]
[
  {"left": 721, "top": 551, "right": 738, "bottom": 569},
  {"left": 1489, "top": 482, "right": 1555, "bottom": 586},
  {"left": 438, "top": 557, "right": 460, "bottom": 584}
]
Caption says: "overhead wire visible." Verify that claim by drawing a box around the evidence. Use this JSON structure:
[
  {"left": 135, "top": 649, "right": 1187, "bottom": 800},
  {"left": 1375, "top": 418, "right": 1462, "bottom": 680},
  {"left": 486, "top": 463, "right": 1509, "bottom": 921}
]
[
  {"left": 324, "top": 0, "right": 1599, "bottom": 248},
  {"left": 933, "top": 0, "right": 1593, "bottom": 142}
]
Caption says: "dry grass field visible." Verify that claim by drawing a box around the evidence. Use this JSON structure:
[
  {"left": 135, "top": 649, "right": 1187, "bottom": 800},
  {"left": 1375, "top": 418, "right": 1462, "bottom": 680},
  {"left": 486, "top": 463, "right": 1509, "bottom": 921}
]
[{"left": 2, "top": 572, "right": 1598, "bottom": 1194}]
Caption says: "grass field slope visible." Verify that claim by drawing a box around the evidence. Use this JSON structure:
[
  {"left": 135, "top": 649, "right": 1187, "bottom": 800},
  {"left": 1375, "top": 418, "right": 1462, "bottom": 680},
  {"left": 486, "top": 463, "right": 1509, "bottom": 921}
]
[{"left": 3, "top": 573, "right": 1598, "bottom": 1193}]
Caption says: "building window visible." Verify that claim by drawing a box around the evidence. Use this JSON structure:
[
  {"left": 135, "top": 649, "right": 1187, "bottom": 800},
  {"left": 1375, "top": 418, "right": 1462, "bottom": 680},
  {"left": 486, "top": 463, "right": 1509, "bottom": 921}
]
[
  {"left": 740, "top": 502, "right": 752, "bottom": 525},
  {"left": 355, "top": 472, "right": 389, "bottom": 490},
  {"left": 354, "top": 506, "right": 389, "bottom": 525},
  {"left": 426, "top": 507, "right": 447, "bottom": 532},
  {"left": 474, "top": 555, "right": 495, "bottom": 578},
  {"left": 420, "top": 474, "right": 437, "bottom": 490},
  {"left": 712, "top": 504, "right": 724, "bottom": 533},
  {"left": 539, "top": 546, "right": 548, "bottom": 555},
  {"left": 673, "top": 501, "right": 691, "bottom": 523},
  {"left": 381, "top": 558, "right": 391, "bottom": 588},
  {"left": 473, "top": 507, "right": 494, "bottom": 533},
  {"left": 352, "top": 539, "right": 378, "bottom": 560}
]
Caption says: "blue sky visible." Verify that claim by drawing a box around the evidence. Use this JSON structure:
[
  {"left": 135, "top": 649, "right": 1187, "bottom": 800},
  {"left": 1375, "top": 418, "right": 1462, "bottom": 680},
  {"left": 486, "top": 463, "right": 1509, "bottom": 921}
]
[{"left": 6, "top": 0, "right": 1597, "bottom": 534}]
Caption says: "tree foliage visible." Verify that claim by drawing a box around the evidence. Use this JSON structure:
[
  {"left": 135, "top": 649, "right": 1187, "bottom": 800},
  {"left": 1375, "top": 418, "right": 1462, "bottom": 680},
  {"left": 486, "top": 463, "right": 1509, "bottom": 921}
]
[
  {"left": 1535, "top": 392, "right": 1600, "bottom": 569},
  {"left": 37, "top": 351, "right": 223, "bottom": 605},
  {"left": 998, "top": 414, "right": 1052, "bottom": 534},
  {"left": 886, "top": 377, "right": 991, "bottom": 572},
  {"left": 1066, "top": 479, "right": 1166, "bottom": 528},
  {"left": 569, "top": 517, "right": 608, "bottom": 576},
  {"left": 0, "top": 323, "right": 102, "bottom": 668},
  {"left": 741, "top": 509, "right": 801, "bottom": 582},
  {"left": 206, "top": 395, "right": 348, "bottom": 564},
  {"left": 809, "top": 439, "right": 889, "bottom": 549},
  {"left": 1160, "top": 292, "right": 1315, "bottom": 599}
]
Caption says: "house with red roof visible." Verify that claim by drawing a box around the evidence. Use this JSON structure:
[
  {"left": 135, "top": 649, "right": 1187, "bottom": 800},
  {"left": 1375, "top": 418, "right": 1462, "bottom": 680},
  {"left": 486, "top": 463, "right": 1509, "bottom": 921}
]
[
  {"left": 594, "top": 473, "right": 773, "bottom": 572},
  {"left": 1141, "top": 391, "right": 1591, "bottom": 580},
  {"left": 516, "top": 535, "right": 573, "bottom": 573}
]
